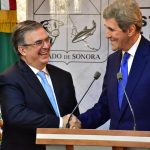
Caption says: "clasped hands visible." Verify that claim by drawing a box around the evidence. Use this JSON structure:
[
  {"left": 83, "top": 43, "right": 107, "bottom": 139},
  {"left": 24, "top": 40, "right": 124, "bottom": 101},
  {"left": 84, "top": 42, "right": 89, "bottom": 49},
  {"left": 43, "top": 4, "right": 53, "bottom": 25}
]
[{"left": 63, "top": 114, "right": 81, "bottom": 129}]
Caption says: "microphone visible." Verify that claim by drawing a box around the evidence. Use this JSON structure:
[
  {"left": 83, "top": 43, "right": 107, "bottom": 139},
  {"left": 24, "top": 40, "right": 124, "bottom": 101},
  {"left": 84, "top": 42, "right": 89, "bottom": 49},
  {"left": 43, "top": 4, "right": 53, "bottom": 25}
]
[
  {"left": 66, "top": 71, "right": 101, "bottom": 128},
  {"left": 117, "top": 72, "right": 136, "bottom": 130}
]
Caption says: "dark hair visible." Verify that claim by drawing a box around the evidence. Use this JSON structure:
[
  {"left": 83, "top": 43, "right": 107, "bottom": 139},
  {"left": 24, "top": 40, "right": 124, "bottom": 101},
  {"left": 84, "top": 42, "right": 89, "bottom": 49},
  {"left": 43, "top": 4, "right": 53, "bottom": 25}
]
[
  {"left": 11, "top": 20, "right": 43, "bottom": 55},
  {"left": 103, "top": 0, "right": 142, "bottom": 32}
]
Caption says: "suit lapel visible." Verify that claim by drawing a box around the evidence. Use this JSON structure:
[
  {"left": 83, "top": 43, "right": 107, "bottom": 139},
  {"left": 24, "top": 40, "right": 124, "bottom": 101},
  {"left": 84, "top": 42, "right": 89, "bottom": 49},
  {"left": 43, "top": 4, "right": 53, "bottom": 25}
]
[
  {"left": 18, "top": 60, "right": 55, "bottom": 110},
  {"left": 120, "top": 36, "right": 149, "bottom": 116},
  {"left": 112, "top": 51, "right": 122, "bottom": 112},
  {"left": 108, "top": 51, "right": 122, "bottom": 114},
  {"left": 46, "top": 65, "right": 62, "bottom": 115}
]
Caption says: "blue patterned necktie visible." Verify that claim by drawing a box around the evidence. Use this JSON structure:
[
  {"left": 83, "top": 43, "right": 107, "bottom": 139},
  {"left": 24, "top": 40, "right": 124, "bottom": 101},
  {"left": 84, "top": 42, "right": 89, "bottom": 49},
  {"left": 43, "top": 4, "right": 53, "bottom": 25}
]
[
  {"left": 37, "top": 71, "right": 59, "bottom": 116},
  {"left": 118, "top": 52, "right": 130, "bottom": 108}
]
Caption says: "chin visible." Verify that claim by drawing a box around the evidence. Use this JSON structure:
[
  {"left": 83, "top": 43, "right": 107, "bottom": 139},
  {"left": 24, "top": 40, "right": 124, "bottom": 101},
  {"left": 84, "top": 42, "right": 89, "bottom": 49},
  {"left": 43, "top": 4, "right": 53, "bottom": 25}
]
[{"left": 41, "top": 58, "right": 49, "bottom": 64}]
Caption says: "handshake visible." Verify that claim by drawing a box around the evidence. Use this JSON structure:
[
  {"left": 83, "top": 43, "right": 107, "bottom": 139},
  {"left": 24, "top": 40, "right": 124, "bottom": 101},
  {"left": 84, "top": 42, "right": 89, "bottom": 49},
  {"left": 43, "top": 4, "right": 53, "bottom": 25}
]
[
  {"left": 62, "top": 114, "right": 81, "bottom": 129},
  {"left": 61, "top": 72, "right": 101, "bottom": 129}
]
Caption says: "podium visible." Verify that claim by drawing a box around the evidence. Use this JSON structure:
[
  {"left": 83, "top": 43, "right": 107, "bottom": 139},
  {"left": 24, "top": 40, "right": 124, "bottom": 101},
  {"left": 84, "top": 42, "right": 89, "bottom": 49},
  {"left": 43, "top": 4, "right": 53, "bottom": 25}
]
[{"left": 36, "top": 128, "right": 150, "bottom": 150}]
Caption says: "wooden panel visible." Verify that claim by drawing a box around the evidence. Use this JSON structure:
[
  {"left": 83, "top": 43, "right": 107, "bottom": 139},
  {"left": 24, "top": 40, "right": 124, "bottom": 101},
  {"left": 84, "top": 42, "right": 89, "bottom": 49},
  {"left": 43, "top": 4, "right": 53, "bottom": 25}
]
[
  {"left": 66, "top": 145, "right": 73, "bottom": 150},
  {"left": 112, "top": 147, "right": 126, "bottom": 150},
  {"left": 36, "top": 128, "right": 150, "bottom": 149}
]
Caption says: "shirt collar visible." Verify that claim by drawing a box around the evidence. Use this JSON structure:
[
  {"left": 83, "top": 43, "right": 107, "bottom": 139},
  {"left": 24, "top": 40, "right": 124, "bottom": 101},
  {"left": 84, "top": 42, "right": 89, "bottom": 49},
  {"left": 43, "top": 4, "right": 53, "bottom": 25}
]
[
  {"left": 28, "top": 65, "right": 48, "bottom": 75},
  {"left": 122, "top": 34, "right": 141, "bottom": 57}
]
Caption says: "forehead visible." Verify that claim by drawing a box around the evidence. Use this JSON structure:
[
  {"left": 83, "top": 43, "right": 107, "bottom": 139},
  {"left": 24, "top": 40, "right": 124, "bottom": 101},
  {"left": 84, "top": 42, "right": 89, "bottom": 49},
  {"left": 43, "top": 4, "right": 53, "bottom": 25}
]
[
  {"left": 104, "top": 18, "right": 120, "bottom": 29},
  {"left": 24, "top": 27, "right": 48, "bottom": 42}
]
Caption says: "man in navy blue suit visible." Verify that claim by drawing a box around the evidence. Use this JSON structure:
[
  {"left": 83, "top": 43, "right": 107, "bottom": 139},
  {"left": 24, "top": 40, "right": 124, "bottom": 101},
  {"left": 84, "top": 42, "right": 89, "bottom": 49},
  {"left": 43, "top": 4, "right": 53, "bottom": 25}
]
[
  {"left": 0, "top": 20, "right": 81, "bottom": 150},
  {"left": 78, "top": 0, "right": 150, "bottom": 131}
]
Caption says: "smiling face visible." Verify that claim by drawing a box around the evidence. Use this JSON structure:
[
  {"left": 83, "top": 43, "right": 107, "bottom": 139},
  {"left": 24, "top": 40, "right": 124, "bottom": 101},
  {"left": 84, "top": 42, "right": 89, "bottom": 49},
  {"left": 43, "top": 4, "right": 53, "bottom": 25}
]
[
  {"left": 104, "top": 18, "right": 131, "bottom": 52},
  {"left": 18, "top": 27, "right": 51, "bottom": 70}
]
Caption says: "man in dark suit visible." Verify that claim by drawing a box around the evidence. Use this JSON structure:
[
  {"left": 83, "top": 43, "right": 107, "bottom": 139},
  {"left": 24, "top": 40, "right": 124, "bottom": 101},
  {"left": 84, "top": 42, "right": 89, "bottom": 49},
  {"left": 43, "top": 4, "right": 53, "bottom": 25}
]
[
  {"left": 0, "top": 20, "right": 81, "bottom": 150},
  {"left": 78, "top": 0, "right": 150, "bottom": 131}
]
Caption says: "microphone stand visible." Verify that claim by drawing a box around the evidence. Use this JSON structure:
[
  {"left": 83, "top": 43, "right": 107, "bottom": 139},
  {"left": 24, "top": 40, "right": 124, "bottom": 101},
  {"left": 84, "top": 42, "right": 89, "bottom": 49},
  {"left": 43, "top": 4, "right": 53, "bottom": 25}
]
[
  {"left": 66, "top": 72, "right": 101, "bottom": 128},
  {"left": 117, "top": 73, "right": 136, "bottom": 130},
  {"left": 66, "top": 79, "right": 96, "bottom": 128}
]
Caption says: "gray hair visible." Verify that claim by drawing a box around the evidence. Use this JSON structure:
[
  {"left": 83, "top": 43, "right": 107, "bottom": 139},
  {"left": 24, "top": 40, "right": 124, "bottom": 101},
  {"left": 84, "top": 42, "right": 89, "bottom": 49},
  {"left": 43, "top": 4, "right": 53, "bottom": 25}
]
[
  {"left": 11, "top": 20, "right": 43, "bottom": 55},
  {"left": 103, "top": 0, "right": 142, "bottom": 32}
]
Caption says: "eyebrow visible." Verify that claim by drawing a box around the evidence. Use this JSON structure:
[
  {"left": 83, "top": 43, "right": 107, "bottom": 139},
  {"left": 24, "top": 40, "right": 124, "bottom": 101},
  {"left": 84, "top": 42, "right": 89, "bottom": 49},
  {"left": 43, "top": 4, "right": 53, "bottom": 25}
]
[
  {"left": 104, "top": 24, "right": 115, "bottom": 31},
  {"left": 104, "top": 24, "right": 122, "bottom": 32},
  {"left": 34, "top": 36, "right": 49, "bottom": 42}
]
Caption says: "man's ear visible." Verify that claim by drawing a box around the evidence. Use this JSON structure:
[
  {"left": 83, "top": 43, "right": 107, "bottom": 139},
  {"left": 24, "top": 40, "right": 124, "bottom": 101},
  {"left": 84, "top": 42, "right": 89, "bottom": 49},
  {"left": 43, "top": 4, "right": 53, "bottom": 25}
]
[
  {"left": 128, "top": 24, "right": 136, "bottom": 37},
  {"left": 18, "top": 46, "right": 26, "bottom": 56}
]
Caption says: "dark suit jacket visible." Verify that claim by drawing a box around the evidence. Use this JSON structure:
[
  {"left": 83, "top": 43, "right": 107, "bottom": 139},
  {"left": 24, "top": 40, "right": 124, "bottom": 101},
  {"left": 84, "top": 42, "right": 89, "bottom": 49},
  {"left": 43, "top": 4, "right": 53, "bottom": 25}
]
[
  {"left": 78, "top": 36, "right": 150, "bottom": 131},
  {"left": 0, "top": 60, "right": 79, "bottom": 150}
]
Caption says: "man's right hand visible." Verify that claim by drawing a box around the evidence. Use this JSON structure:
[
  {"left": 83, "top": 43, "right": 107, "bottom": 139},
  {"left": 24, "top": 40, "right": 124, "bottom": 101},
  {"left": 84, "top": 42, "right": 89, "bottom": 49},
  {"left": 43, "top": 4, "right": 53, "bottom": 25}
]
[{"left": 62, "top": 114, "right": 81, "bottom": 129}]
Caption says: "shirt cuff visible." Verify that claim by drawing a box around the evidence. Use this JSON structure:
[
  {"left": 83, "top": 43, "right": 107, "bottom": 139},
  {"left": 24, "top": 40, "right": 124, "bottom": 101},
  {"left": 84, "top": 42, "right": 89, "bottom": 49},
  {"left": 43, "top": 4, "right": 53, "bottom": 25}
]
[{"left": 59, "top": 117, "right": 63, "bottom": 128}]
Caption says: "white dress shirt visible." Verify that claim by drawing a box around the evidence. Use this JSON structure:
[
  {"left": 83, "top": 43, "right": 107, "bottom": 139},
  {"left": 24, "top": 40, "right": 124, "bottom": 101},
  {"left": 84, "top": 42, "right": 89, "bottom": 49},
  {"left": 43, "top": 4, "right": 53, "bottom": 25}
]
[
  {"left": 122, "top": 34, "right": 141, "bottom": 74},
  {"left": 28, "top": 65, "right": 63, "bottom": 128}
]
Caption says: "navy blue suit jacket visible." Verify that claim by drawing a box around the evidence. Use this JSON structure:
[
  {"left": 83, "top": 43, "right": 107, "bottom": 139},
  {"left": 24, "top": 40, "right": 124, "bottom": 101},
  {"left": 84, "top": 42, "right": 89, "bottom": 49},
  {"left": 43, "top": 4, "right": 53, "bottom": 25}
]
[
  {"left": 78, "top": 36, "right": 150, "bottom": 131},
  {"left": 0, "top": 60, "right": 79, "bottom": 150}
]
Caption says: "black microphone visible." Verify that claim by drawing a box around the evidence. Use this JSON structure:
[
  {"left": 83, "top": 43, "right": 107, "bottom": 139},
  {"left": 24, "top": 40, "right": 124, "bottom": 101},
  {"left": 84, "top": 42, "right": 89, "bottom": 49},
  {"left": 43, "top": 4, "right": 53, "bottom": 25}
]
[
  {"left": 117, "top": 72, "right": 136, "bottom": 130},
  {"left": 66, "top": 71, "right": 101, "bottom": 128}
]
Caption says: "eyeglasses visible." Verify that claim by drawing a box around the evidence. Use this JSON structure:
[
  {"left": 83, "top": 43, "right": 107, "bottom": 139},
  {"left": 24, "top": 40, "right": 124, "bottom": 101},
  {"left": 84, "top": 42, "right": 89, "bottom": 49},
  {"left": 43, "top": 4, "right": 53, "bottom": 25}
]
[{"left": 22, "top": 37, "right": 52, "bottom": 47}]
